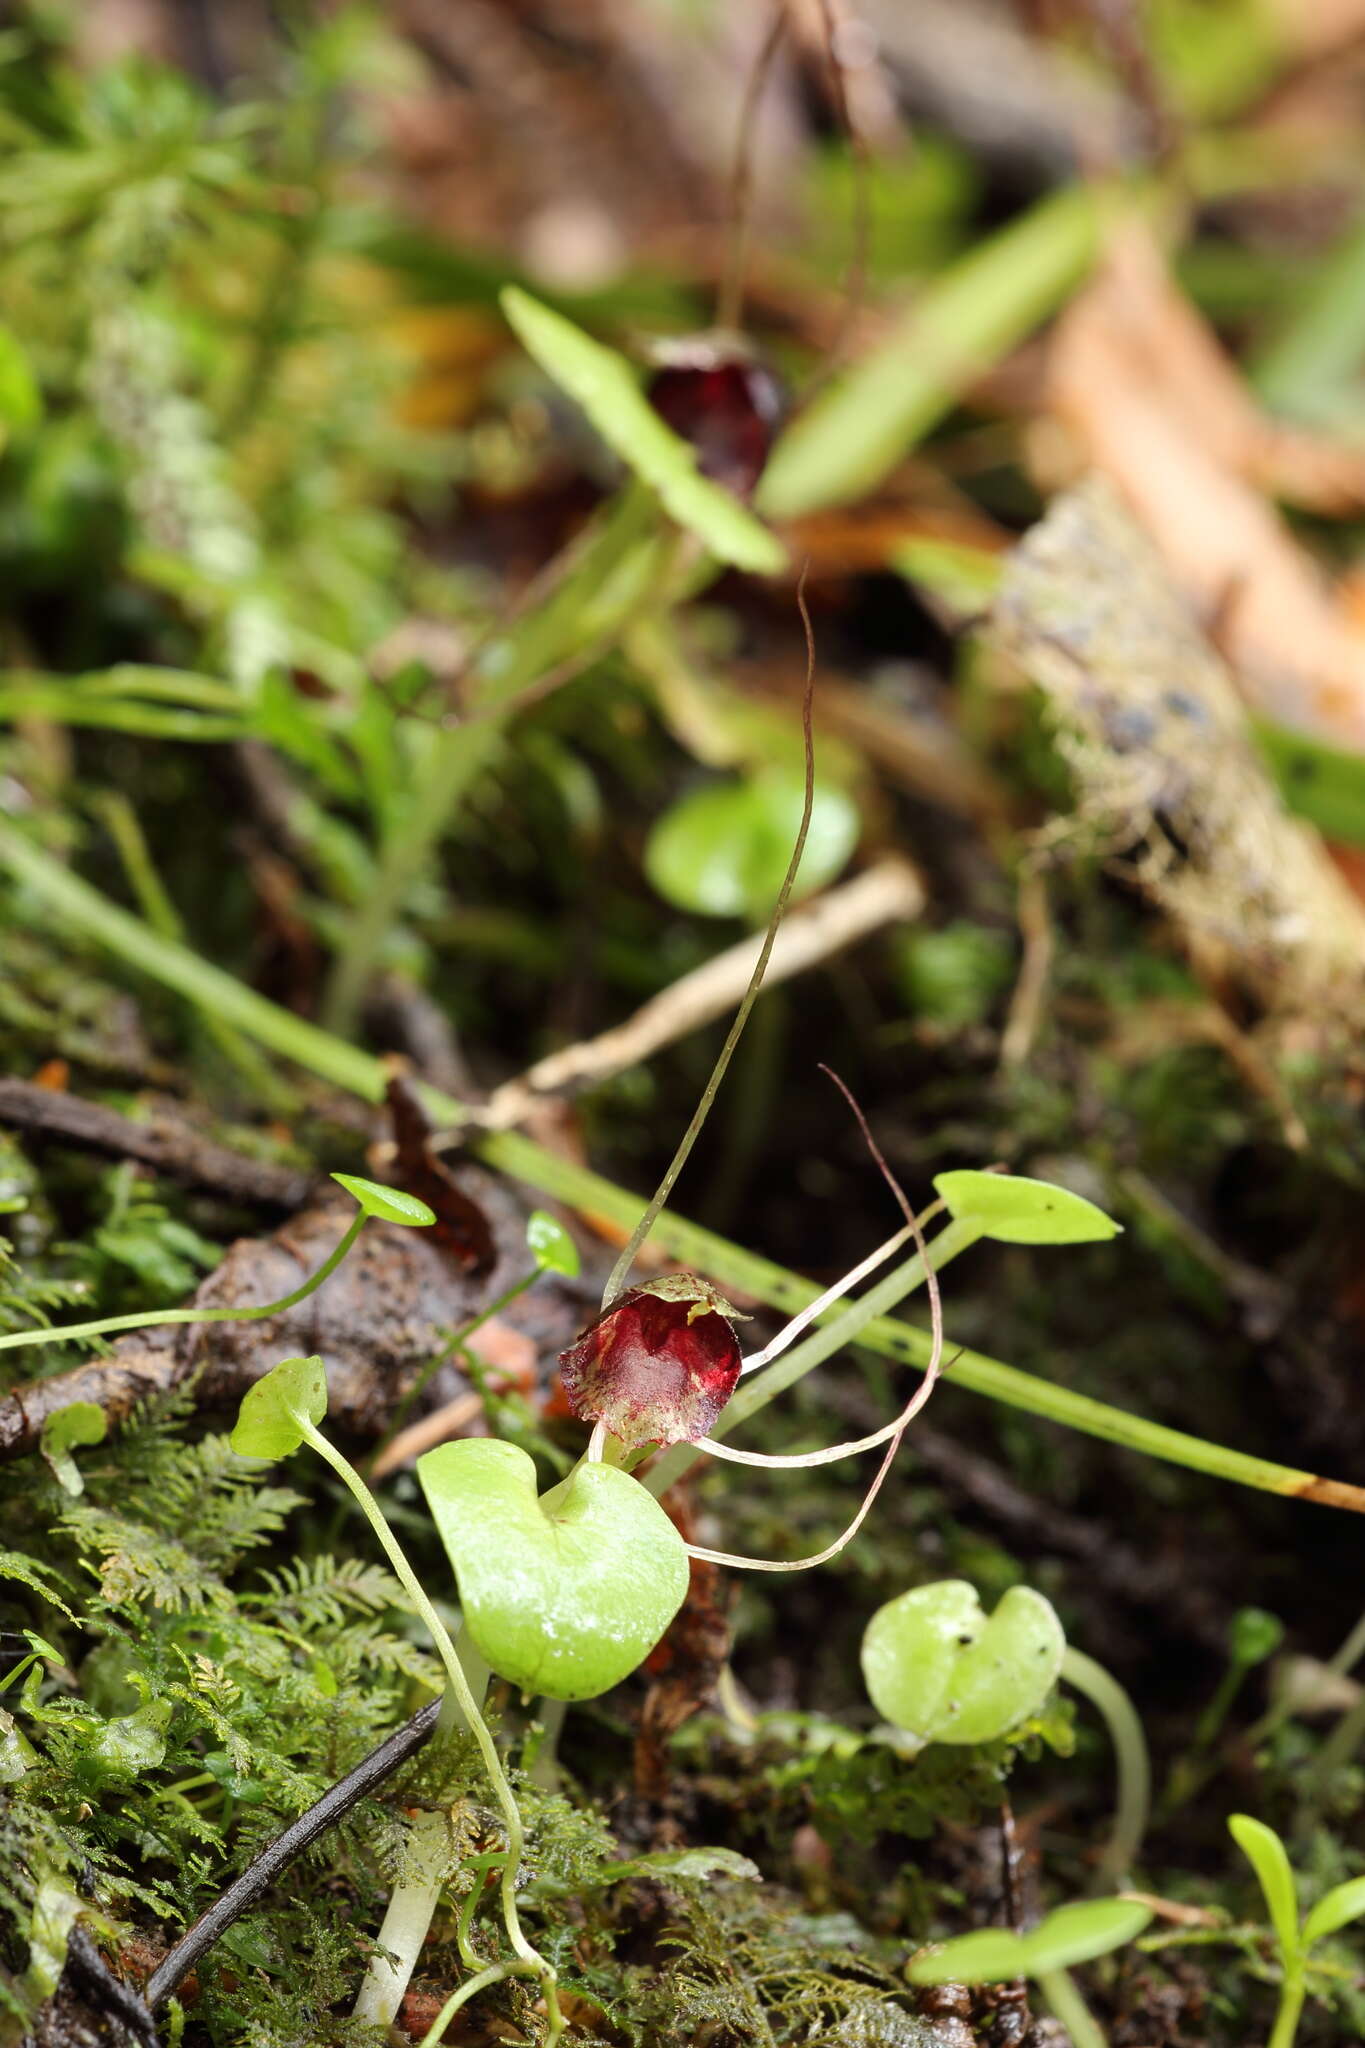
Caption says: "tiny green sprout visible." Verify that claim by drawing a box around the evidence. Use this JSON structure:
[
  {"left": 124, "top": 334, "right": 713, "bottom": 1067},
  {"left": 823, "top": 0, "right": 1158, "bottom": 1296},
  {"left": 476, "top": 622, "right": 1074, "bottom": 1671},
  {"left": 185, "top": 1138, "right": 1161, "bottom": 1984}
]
[
  {"left": 229, "top": 1355, "right": 327, "bottom": 1461},
  {"left": 861, "top": 1582, "right": 1066, "bottom": 1746},
  {"left": 0, "top": 1172, "right": 430, "bottom": 1359},
  {"left": 933, "top": 1170, "right": 1121, "bottom": 1245},
  {"left": 525, "top": 1209, "right": 580, "bottom": 1276},
  {"left": 909, "top": 1897, "right": 1153, "bottom": 2048},
  {"left": 328, "top": 1173, "right": 436, "bottom": 1228},
  {"left": 418, "top": 1438, "right": 690, "bottom": 1700},
  {"left": 1227, "top": 1812, "right": 1365, "bottom": 2048},
  {"left": 40, "top": 1401, "right": 106, "bottom": 1496}
]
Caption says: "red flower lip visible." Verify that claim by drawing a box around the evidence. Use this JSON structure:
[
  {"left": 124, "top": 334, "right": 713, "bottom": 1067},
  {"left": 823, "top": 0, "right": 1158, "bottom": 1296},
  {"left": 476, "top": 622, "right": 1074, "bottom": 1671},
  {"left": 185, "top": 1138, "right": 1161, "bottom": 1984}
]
[{"left": 558, "top": 1274, "right": 745, "bottom": 1450}]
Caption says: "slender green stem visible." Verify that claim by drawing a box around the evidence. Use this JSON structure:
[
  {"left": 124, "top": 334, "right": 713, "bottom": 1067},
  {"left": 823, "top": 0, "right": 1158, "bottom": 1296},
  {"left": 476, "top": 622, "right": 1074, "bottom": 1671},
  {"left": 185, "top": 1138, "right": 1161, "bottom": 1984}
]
[
  {"left": 0, "top": 1214, "right": 365, "bottom": 1356},
  {"left": 1268, "top": 1970, "right": 1307, "bottom": 2048},
  {"left": 1036, "top": 1967, "right": 1108, "bottom": 2048},
  {"left": 5, "top": 819, "right": 1365, "bottom": 1513},
  {"left": 528, "top": 1698, "right": 569, "bottom": 1791},
  {"left": 1059, "top": 1647, "right": 1151, "bottom": 1888},
  {"left": 299, "top": 1424, "right": 562, "bottom": 2041},
  {"left": 416, "top": 1962, "right": 514, "bottom": 2048}
]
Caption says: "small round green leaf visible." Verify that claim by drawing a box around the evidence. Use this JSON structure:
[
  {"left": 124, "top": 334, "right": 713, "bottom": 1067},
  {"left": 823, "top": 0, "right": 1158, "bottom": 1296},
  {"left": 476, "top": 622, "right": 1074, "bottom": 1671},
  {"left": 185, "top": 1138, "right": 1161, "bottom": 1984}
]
[
  {"left": 418, "top": 1439, "right": 689, "bottom": 1701},
  {"left": 933, "top": 1170, "right": 1120, "bottom": 1245},
  {"left": 40, "top": 1402, "right": 108, "bottom": 1497},
  {"left": 42, "top": 1403, "right": 107, "bottom": 1457},
  {"left": 1230, "top": 1607, "right": 1284, "bottom": 1668},
  {"left": 861, "top": 1581, "right": 1065, "bottom": 1745},
  {"left": 331, "top": 1173, "right": 436, "bottom": 1227},
  {"left": 644, "top": 773, "right": 858, "bottom": 921},
  {"left": 230, "top": 1355, "right": 327, "bottom": 1460},
  {"left": 526, "top": 1210, "right": 580, "bottom": 1277}
]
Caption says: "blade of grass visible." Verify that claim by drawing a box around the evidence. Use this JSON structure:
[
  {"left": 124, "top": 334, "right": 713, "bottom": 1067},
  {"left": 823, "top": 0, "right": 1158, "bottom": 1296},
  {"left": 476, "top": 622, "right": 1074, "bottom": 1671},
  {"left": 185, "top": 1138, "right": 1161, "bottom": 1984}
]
[
  {"left": 1, "top": 816, "right": 1362, "bottom": 1512},
  {"left": 756, "top": 183, "right": 1109, "bottom": 520}
]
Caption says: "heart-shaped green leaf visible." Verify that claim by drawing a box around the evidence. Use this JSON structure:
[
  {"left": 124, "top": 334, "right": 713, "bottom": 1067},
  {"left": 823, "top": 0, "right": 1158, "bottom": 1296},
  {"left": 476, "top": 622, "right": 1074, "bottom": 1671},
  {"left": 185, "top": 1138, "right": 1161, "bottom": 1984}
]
[
  {"left": 933, "top": 1170, "right": 1120, "bottom": 1245},
  {"left": 526, "top": 1210, "right": 580, "bottom": 1276},
  {"left": 861, "top": 1581, "right": 1065, "bottom": 1745},
  {"left": 331, "top": 1173, "right": 436, "bottom": 1227},
  {"left": 231, "top": 1355, "right": 327, "bottom": 1460},
  {"left": 419, "top": 1439, "right": 689, "bottom": 1701},
  {"left": 644, "top": 773, "right": 858, "bottom": 921}
]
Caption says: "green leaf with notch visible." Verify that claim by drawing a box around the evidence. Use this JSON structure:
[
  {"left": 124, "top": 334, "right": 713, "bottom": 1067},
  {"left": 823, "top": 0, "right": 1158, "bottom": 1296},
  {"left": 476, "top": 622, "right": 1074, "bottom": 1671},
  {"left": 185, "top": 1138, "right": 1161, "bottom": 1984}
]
[
  {"left": 501, "top": 287, "right": 787, "bottom": 575},
  {"left": 419, "top": 1438, "right": 689, "bottom": 1700},
  {"left": 526, "top": 1210, "right": 580, "bottom": 1276},
  {"left": 331, "top": 1173, "right": 436, "bottom": 1227},
  {"left": 1229, "top": 1814, "right": 1300, "bottom": 1962},
  {"left": 231, "top": 1355, "right": 328, "bottom": 1460},
  {"left": 933, "top": 1170, "right": 1121, "bottom": 1245},
  {"left": 861, "top": 1580, "right": 1065, "bottom": 1745}
]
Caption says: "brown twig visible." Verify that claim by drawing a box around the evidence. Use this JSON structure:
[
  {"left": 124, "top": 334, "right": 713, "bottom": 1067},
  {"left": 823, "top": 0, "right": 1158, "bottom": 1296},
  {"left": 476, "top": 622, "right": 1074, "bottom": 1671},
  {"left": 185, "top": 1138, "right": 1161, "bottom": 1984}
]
[{"left": 0, "top": 1079, "right": 312, "bottom": 1209}]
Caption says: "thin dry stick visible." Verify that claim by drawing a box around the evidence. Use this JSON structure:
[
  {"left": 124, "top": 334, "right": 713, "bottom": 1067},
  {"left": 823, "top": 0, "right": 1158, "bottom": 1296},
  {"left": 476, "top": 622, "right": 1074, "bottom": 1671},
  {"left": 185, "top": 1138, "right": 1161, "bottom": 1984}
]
[
  {"left": 455, "top": 858, "right": 923, "bottom": 1137},
  {"left": 599, "top": 567, "right": 819, "bottom": 1309},
  {"left": 805, "top": 0, "right": 874, "bottom": 380},
  {"left": 1000, "top": 862, "right": 1054, "bottom": 1067},
  {"left": 717, "top": 3, "right": 789, "bottom": 334}
]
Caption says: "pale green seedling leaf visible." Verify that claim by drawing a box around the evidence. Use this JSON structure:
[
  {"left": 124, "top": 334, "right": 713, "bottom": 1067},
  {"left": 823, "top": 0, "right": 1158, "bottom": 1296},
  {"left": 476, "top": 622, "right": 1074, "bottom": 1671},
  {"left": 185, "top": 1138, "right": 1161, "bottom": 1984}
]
[
  {"left": 862, "top": 1580, "right": 1065, "bottom": 1745},
  {"left": 40, "top": 1402, "right": 107, "bottom": 1496},
  {"left": 602, "top": 1847, "right": 760, "bottom": 1885},
  {"left": 230, "top": 1355, "right": 328, "bottom": 1460},
  {"left": 644, "top": 773, "right": 858, "bottom": 920},
  {"left": 909, "top": 1929, "right": 1030, "bottom": 1985},
  {"left": 0, "top": 1707, "right": 36, "bottom": 1783},
  {"left": 526, "top": 1209, "right": 580, "bottom": 1276},
  {"left": 933, "top": 1170, "right": 1121, "bottom": 1245},
  {"left": 1303, "top": 1875, "right": 1365, "bottom": 1948},
  {"left": 501, "top": 287, "right": 787, "bottom": 576},
  {"left": 1017, "top": 1898, "right": 1153, "bottom": 1974},
  {"left": 419, "top": 1438, "right": 689, "bottom": 1700},
  {"left": 331, "top": 1173, "right": 436, "bottom": 1227},
  {"left": 94, "top": 1698, "right": 172, "bottom": 1775},
  {"left": 909, "top": 1899, "right": 1151, "bottom": 1985},
  {"left": 1229, "top": 1814, "right": 1300, "bottom": 1962}
]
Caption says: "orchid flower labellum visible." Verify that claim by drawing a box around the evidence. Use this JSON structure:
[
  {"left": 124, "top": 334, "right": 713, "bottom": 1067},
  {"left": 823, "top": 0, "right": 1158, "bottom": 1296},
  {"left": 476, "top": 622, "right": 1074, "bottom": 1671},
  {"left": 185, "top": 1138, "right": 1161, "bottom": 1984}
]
[{"left": 558, "top": 1273, "right": 746, "bottom": 1449}]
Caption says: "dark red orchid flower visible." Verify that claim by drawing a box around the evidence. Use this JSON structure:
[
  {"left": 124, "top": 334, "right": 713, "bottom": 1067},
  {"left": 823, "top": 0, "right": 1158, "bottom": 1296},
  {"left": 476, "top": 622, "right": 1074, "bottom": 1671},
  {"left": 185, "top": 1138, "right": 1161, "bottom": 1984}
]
[
  {"left": 558, "top": 1273, "right": 745, "bottom": 1450},
  {"left": 647, "top": 337, "right": 784, "bottom": 502}
]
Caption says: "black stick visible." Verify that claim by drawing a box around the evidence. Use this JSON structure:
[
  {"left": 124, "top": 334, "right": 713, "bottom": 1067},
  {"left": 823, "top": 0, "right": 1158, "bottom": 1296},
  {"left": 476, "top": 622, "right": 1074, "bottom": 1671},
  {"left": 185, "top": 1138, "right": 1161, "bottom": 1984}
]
[{"left": 144, "top": 1698, "right": 441, "bottom": 2011}]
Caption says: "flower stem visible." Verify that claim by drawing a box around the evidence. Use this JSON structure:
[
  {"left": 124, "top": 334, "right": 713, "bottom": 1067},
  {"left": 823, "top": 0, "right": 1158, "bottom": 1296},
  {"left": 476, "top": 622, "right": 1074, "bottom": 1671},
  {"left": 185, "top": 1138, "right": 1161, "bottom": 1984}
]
[
  {"left": 1268, "top": 1971, "right": 1307, "bottom": 2048},
  {"left": 1060, "top": 1647, "right": 1151, "bottom": 1888},
  {"left": 0, "top": 1213, "right": 366, "bottom": 1357},
  {"left": 1036, "top": 1967, "right": 1109, "bottom": 2048},
  {"left": 300, "top": 1423, "right": 562, "bottom": 2041}
]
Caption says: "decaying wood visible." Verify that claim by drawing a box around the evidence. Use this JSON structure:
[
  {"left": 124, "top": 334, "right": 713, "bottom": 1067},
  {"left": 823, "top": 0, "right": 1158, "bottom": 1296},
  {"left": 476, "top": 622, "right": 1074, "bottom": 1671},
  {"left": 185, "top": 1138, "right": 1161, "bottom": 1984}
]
[
  {"left": 0, "top": 1172, "right": 584, "bottom": 1461},
  {"left": 990, "top": 475, "right": 1365, "bottom": 1014},
  {"left": 1046, "top": 225, "right": 1365, "bottom": 750},
  {"left": 0, "top": 1079, "right": 312, "bottom": 1210},
  {"left": 446, "top": 856, "right": 925, "bottom": 1139}
]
